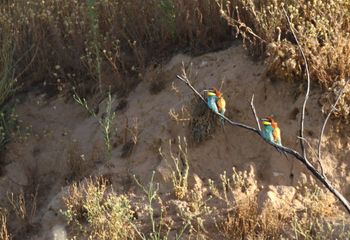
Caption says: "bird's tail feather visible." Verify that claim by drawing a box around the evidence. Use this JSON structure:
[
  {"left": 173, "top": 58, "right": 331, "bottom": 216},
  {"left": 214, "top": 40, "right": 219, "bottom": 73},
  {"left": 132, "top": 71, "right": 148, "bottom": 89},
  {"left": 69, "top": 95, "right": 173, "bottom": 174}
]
[{"left": 220, "top": 116, "right": 225, "bottom": 125}]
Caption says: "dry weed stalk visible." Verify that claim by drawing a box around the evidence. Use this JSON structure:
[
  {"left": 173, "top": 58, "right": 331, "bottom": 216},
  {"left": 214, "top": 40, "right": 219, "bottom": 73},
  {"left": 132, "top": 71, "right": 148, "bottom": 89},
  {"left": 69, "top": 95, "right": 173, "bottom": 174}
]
[
  {"left": 0, "top": 209, "right": 10, "bottom": 240},
  {"left": 126, "top": 117, "right": 140, "bottom": 145},
  {"left": 209, "top": 168, "right": 256, "bottom": 209},
  {"left": 169, "top": 106, "right": 191, "bottom": 125},
  {"left": 7, "top": 187, "right": 38, "bottom": 232},
  {"left": 66, "top": 140, "right": 89, "bottom": 181}
]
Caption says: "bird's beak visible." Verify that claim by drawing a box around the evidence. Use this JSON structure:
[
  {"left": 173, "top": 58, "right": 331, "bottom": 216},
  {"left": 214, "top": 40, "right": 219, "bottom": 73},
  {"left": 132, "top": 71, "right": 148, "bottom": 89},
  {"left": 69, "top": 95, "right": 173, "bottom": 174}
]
[{"left": 260, "top": 118, "right": 268, "bottom": 121}]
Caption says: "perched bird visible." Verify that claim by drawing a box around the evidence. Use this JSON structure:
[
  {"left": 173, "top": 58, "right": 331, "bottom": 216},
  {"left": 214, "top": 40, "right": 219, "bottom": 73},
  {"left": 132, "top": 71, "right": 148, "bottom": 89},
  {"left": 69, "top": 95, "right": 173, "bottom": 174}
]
[
  {"left": 261, "top": 116, "right": 282, "bottom": 146},
  {"left": 268, "top": 116, "right": 282, "bottom": 146},
  {"left": 261, "top": 118, "right": 275, "bottom": 143},
  {"left": 212, "top": 87, "right": 226, "bottom": 125},
  {"left": 206, "top": 90, "right": 219, "bottom": 113}
]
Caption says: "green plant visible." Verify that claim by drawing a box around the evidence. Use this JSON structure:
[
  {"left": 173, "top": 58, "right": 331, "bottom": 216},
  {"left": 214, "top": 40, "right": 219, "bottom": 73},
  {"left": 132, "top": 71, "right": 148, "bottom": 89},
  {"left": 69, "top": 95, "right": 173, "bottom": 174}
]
[
  {"left": 61, "top": 177, "right": 135, "bottom": 240},
  {"left": 0, "top": 35, "right": 16, "bottom": 107},
  {"left": 160, "top": 136, "right": 190, "bottom": 200},
  {"left": 159, "top": 0, "right": 176, "bottom": 38},
  {"left": 0, "top": 108, "right": 18, "bottom": 152},
  {"left": 0, "top": 31, "right": 20, "bottom": 153},
  {"left": 73, "top": 89, "right": 116, "bottom": 157},
  {"left": 133, "top": 172, "right": 189, "bottom": 240}
]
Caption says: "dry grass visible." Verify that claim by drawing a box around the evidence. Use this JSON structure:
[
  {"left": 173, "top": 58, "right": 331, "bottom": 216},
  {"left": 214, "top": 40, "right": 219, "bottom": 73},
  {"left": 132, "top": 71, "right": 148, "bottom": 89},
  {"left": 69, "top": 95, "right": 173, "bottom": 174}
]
[
  {"left": 0, "top": 33, "right": 16, "bottom": 107},
  {"left": 65, "top": 140, "right": 91, "bottom": 182},
  {"left": 7, "top": 187, "right": 38, "bottom": 236},
  {"left": 208, "top": 169, "right": 289, "bottom": 239},
  {"left": 217, "top": 0, "right": 350, "bottom": 121},
  {"left": 0, "top": 208, "right": 10, "bottom": 240},
  {"left": 59, "top": 167, "right": 349, "bottom": 239},
  {"left": 0, "top": 0, "right": 230, "bottom": 99},
  {"left": 61, "top": 176, "right": 135, "bottom": 240},
  {"left": 207, "top": 168, "right": 348, "bottom": 239}
]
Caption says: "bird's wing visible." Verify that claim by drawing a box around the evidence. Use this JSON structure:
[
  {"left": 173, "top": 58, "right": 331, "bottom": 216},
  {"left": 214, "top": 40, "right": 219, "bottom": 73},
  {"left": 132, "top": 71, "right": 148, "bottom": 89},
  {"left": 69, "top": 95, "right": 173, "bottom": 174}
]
[
  {"left": 273, "top": 127, "right": 281, "bottom": 143},
  {"left": 217, "top": 97, "right": 226, "bottom": 111}
]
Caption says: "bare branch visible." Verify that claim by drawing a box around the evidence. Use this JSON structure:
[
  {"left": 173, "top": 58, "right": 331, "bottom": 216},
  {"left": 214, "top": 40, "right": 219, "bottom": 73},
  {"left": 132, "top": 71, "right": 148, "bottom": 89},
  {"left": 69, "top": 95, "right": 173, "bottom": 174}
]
[
  {"left": 176, "top": 73, "right": 350, "bottom": 215},
  {"left": 297, "top": 136, "right": 321, "bottom": 163},
  {"left": 283, "top": 7, "right": 310, "bottom": 158},
  {"left": 250, "top": 94, "right": 261, "bottom": 131},
  {"left": 318, "top": 79, "right": 350, "bottom": 176}
]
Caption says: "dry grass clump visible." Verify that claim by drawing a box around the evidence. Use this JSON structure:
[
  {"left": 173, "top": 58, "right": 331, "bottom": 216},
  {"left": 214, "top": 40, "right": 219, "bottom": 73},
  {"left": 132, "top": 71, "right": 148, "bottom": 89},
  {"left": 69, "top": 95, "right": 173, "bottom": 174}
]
[
  {"left": 217, "top": 0, "right": 350, "bottom": 121},
  {"left": 207, "top": 168, "right": 350, "bottom": 239},
  {"left": 0, "top": 0, "right": 230, "bottom": 98},
  {"left": 297, "top": 182, "right": 337, "bottom": 218},
  {"left": 0, "top": 208, "right": 10, "bottom": 240},
  {"left": 6, "top": 187, "right": 38, "bottom": 237},
  {"left": 162, "top": 137, "right": 190, "bottom": 200},
  {"left": 61, "top": 177, "right": 135, "bottom": 240},
  {"left": 65, "top": 141, "right": 91, "bottom": 182},
  {"left": 291, "top": 182, "right": 346, "bottom": 239},
  {"left": 209, "top": 169, "right": 292, "bottom": 239},
  {"left": 220, "top": 200, "right": 292, "bottom": 239}
]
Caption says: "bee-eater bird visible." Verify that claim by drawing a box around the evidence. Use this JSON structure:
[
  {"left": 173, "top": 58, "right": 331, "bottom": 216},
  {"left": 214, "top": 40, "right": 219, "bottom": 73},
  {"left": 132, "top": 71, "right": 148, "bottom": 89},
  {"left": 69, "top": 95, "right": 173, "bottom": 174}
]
[
  {"left": 261, "top": 118, "right": 275, "bottom": 143},
  {"left": 267, "top": 116, "right": 282, "bottom": 146},
  {"left": 207, "top": 90, "right": 219, "bottom": 113},
  {"left": 261, "top": 117, "right": 282, "bottom": 146},
  {"left": 212, "top": 87, "right": 226, "bottom": 125}
]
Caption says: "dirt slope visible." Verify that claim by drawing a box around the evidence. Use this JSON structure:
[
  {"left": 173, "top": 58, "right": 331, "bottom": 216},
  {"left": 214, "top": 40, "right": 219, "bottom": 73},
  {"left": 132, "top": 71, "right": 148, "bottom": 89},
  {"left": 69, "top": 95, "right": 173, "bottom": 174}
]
[{"left": 1, "top": 45, "right": 349, "bottom": 239}]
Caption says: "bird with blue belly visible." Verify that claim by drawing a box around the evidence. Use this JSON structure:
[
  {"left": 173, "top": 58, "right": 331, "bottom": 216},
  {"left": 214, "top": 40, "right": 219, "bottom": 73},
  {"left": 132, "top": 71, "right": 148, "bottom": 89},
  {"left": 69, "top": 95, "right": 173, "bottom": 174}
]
[
  {"left": 206, "top": 87, "right": 226, "bottom": 125},
  {"left": 261, "top": 116, "right": 282, "bottom": 146}
]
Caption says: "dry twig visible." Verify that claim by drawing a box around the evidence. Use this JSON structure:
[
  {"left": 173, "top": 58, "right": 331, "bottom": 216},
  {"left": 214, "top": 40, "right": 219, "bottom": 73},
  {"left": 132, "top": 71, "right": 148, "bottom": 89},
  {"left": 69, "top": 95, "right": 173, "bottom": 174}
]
[
  {"left": 250, "top": 94, "right": 261, "bottom": 131},
  {"left": 317, "top": 79, "right": 350, "bottom": 176},
  {"left": 282, "top": 7, "right": 311, "bottom": 159}
]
